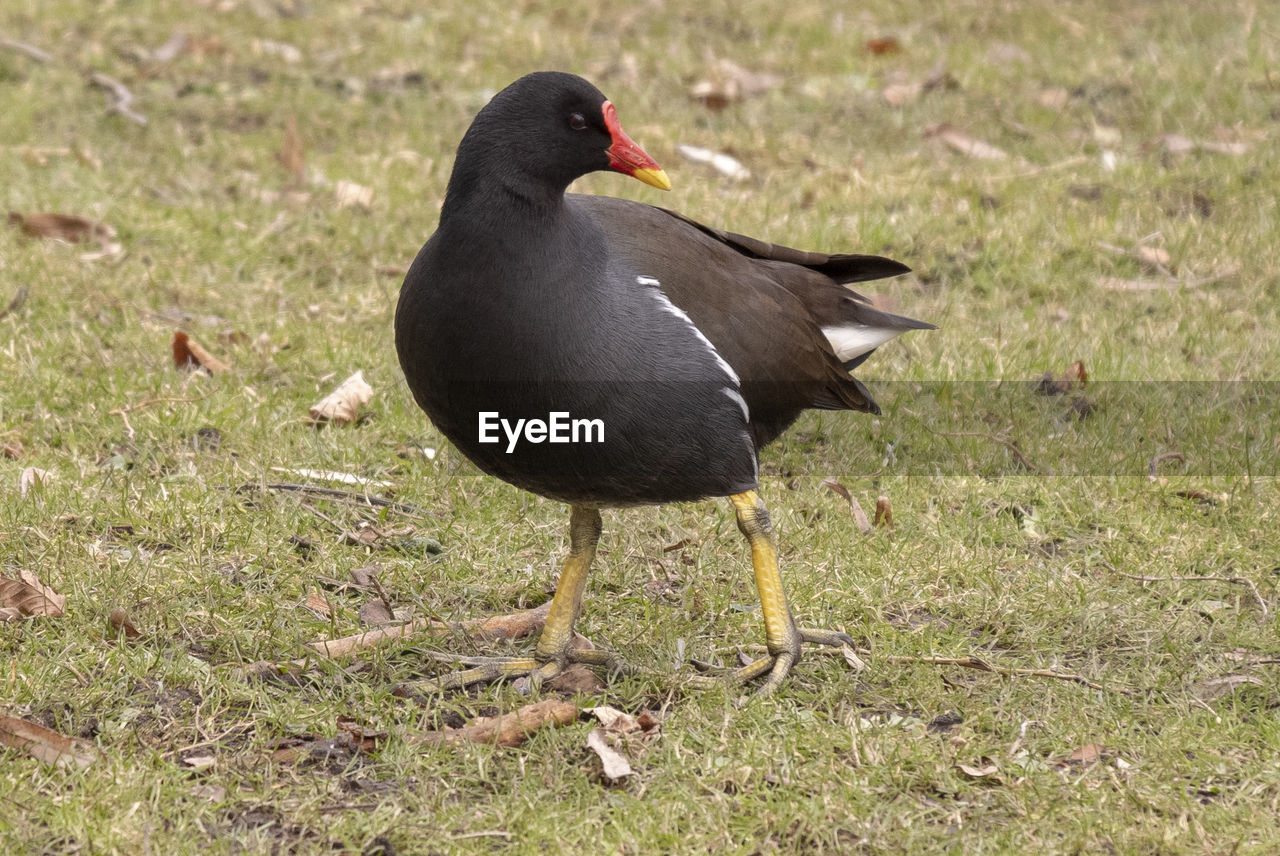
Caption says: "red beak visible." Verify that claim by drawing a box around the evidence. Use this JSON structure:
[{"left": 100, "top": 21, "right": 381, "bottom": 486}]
[{"left": 602, "top": 101, "right": 671, "bottom": 191}]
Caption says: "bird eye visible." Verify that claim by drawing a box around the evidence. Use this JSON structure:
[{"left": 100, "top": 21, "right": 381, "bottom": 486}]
[{"left": 568, "top": 112, "right": 587, "bottom": 131}]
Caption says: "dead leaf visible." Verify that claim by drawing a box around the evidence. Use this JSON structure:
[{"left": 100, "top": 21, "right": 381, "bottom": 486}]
[
  {"left": 18, "top": 467, "right": 52, "bottom": 499},
  {"left": 1193, "top": 674, "right": 1263, "bottom": 701},
  {"left": 309, "top": 370, "right": 373, "bottom": 426},
  {"left": 1, "top": 439, "right": 21, "bottom": 460},
  {"left": 821, "top": 478, "right": 871, "bottom": 534},
  {"left": 346, "top": 564, "right": 381, "bottom": 590},
  {"left": 676, "top": 144, "right": 750, "bottom": 181},
  {"left": 1200, "top": 140, "right": 1250, "bottom": 156},
  {"left": 1037, "top": 88, "right": 1070, "bottom": 110},
  {"left": 1152, "top": 133, "right": 1196, "bottom": 155},
  {"left": 0, "top": 715, "right": 97, "bottom": 768},
  {"left": 882, "top": 83, "right": 921, "bottom": 106},
  {"left": 255, "top": 39, "right": 302, "bottom": 64},
  {"left": 107, "top": 607, "right": 142, "bottom": 639},
  {"left": 414, "top": 699, "right": 579, "bottom": 748},
  {"left": 841, "top": 644, "right": 867, "bottom": 673},
  {"left": 334, "top": 180, "right": 373, "bottom": 210},
  {"left": 986, "top": 42, "right": 1030, "bottom": 64},
  {"left": 586, "top": 706, "right": 640, "bottom": 733},
  {"left": 865, "top": 37, "right": 902, "bottom": 55},
  {"left": 1056, "top": 743, "right": 1107, "bottom": 767},
  {"left": 1034, "top": 360, "right": 1087, "bottom": 395},
  {"left": 277, "top": 115, "right": 306, "bottom": 186},
  {"left": 956, "top": 761, "right": 1000, "bottom": 778},
  {"left": 689, "top": 59, "right": 779, "bottom": 110},
  {"left": 357, "top": 598, "right": 395, "bottom": 626},
  {"left": 544, "top": 664, "right": 605, "bottom": 694},
  {"left": 303, "top": 592, "right": 332, "bottom": 618},
  {"left": 925, "top": 124, "right": 1008, "bottom": 160},
  {"left": 8, "top": 211, "right": 115, "bottom": 244},
  {"left": 1135, "top": 245, "right": 1171, "bottom": 268},
  {"left": 172, "top": 331, "right": 230, "bottom": 374},
  {"left": 0, "top": 569, "right": 66, "bottom": 619},
  {"left": 181, "top": 753, "right": 216, "bottom": 770},
  {"left": 336, "top": 716, "right": 388, "bottom": 752},
  {"left": 873, "top": 496, "right": 893, "bottom": 530},
  {"left": 587, "top": 727, "right": 633, "bottom": 781}
]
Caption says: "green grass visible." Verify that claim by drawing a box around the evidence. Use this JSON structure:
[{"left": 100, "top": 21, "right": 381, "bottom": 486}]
[{"left": 3, "top": 0, "right": 1280, "bottom": 853}]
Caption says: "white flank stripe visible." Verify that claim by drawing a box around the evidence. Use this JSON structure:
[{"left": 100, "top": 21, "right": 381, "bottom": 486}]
[
  {"left": 635, "top": 275, "right": 660, "bottom": 287},
  {"left": 821, "top": 324, "right": 903, "bottom": 362},
  {"left": 648, "top": 285, "right": 741, "bottom": 387},
  {"left": 723, "top": 387, "right": 750, "bottom": 423}
]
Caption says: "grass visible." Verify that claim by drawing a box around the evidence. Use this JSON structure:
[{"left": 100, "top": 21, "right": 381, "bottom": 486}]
[{"left": 2, "top": 0, "right": 1280, "bottom": 853}]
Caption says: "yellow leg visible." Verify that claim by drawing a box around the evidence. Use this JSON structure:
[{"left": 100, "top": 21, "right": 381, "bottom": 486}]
[
  {"left": 406, "top": 505, "right": 614, "bottom": 694},
  {"left": 724, "top": 490, "right": 853, "bottom": 694},
  {"left": 535, "top": 505, "right": 602, "bottom": 661}
]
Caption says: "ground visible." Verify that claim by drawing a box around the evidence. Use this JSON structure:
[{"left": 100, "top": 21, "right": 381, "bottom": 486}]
[{"left": 1, "top": 0, "right": 1279, "bottom": 854}]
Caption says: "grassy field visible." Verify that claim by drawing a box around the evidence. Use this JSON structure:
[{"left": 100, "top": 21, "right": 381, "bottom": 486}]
[{"left": 2, "top": 0, "right": 1279, "bottom": 853}]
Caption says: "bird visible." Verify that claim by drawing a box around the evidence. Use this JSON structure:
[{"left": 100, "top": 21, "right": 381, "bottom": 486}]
[{"left": 395, "top": 71, "right": 933, "bottom": 693}]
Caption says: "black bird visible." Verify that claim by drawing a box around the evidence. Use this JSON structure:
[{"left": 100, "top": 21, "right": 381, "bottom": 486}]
[{"left": 395, "top": 72, "right": 932, "bottom": 693}]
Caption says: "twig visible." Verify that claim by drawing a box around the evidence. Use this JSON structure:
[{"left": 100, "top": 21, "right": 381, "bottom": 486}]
[
  {"left": 0, "top": 35, "right": 52, "bottom": 63},
  {"left": 926, "top": 427, "right": 1038, "bottom": 471},
  {"left": 449, "top": 831, "right": 514, "bottom": 842},
  {"left": 1118, "top": 572, "right": 1269, "bottom": 618},
  {"left": 307, "top": 602, "right": 550, "bottom": 658},
  {"left": 235, "top": 481, "right": 430, "bottom": 519},
  {"left": 735, "top": 645, "right": 1127, "bottom": 693},
  {"left": 1148, "top": 451, "right": 1184, "bottom": 479},
  {"left": 0, "top": 286, "right": 29, "bottom": 320},
  {"left": 89, "top": 72, "right": 147, "bottom": 126}
]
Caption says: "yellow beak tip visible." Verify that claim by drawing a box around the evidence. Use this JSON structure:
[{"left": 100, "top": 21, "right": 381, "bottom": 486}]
[{"left": 633, "top": 167, "right": 672, "bottom": 191}]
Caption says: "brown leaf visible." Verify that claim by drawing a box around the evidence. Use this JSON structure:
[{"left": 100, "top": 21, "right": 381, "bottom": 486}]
[
  {"left": 926, "top": 124, "right": 1008, "bottom": 160},
  {"left": 1135, "top": 245, "right": 1171, "bottom": 268},
  {"left": 586, "top": 706, "right": 641, "bottom": 734},
  {"left": 172, "top": 331, "right": 230, "bottom": 374},
  {"left": 107, "top": 607, "right": 142, "bottom": 639},
  {"left": 956, "top": 761, "right": 1000, "bottom": 778},
  {"left": 881, "top": 83, "right": 922, "bottom": 106},
  {"left": 357, "top": 598, "right": 395, "bottom": 626},
  {"left": 0, "top": 570, "right": 65, "bottom": 619},
  {"left": 349, "top": 564, "right": 381, "bottom": 590},
  {"left": 587, "top": 727, "right": 634, "bottom": 781},
  {"left": 334, "top": 180, "right": 373, "bottom": 210},
  {"left": 689, "top": 58, "right": 780, "bottom": 110},
  {"left": 544, "top": 664, "right": 605, "bottom": 694},
  {"left": 416, "top": 699, "right": 579, "bottom": 748},
  {"left": 1056, "top": 743, "right": 1108, "bottom": 767},
  {"left": 1, "top": 439, "right": 21, "bottom": 459},
  {"left": 841, "top": 644, "right": 867, "bottom": 673},
  {"left": 0, "top": 715, "right": 97, "bottom": 768},
  {"left": 8, "top": 211, "right": 115, "bottom": 244},
  {"left": 873, "top": 496, "right": 893, "bottom": 530},
  {"left": 303, "top": 591, "right": 332, "bottom": 618},
  {"left": 277, "top": 115, "right": 306, "bottom": 186},
  {"left": 865, "top": 37, "right": 902, "bottom": 55},
  {"left": 336, "top": 716, "right": 388, "bottom": 752},
  {"left": 821, "top": 478, "right": 871, "bottom": 534},
  {"left": 309, "top": 370, "right": 373, "bottom": 426},
  {"left": 1034, "top": 361, "right": 1087, "bottom": 395},
  {"left": 1037, "top": 88, "right": 1070, "bottom": 110}
]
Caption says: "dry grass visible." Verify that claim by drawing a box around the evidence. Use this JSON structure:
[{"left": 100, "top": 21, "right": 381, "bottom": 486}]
[{"left": 2, "top": 1, "right": 1279, "bottom": 853}]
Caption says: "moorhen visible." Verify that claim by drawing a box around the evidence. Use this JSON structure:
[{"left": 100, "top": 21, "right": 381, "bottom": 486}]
[{"left": 395, "top": 71, "right": 932, "bottom": 693}]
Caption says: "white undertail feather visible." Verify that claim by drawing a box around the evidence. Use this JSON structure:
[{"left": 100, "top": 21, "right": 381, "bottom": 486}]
[{"left": 821, "top": 324, "right": 904, "bottom": 363}]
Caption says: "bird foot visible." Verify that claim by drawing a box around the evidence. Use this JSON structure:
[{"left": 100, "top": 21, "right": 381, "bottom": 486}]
[
  {"left": 689, "top": 626, "right": 854, "bottom": 695},
  {"left": 402, "top": 647, "right": 630, "bottom": 694}
]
